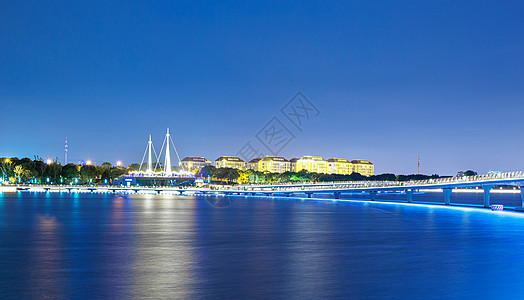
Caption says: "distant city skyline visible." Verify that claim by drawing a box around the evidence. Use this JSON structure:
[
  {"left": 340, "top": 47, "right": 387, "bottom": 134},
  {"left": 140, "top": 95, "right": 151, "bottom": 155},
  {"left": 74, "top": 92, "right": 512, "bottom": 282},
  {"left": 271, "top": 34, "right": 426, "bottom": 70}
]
[
  {"left": 0, "top": 133, "right": 502, "bottom": 176},
  {"left": 1, "top": 1, "right": 523, "bottom": 175}
]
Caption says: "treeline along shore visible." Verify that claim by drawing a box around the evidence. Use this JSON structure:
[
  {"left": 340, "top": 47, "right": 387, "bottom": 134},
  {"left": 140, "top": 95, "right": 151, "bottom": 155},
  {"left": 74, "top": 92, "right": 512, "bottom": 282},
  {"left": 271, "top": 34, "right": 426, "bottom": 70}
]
[
  {"left": 1, "top": 157, "right": 458, "bottom": 186},
  {"left": 0, "top": 157, "right": 128, "bottom": 185},
  {"left": 199, "top": 166, "right": 450, "bottom": 184}
]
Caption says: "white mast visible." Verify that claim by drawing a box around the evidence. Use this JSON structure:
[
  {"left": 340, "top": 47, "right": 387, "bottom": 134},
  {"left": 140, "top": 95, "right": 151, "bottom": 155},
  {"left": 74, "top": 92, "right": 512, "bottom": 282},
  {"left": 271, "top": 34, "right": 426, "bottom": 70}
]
[
  {"left": 65, "top": 138, "right": 68, "bottom": 165},
  {"left": 147, "top": 134, "right": 153, "bottom": 174},
  {"left": 164, "top": 128, "right": 172, "bottom": 173}
]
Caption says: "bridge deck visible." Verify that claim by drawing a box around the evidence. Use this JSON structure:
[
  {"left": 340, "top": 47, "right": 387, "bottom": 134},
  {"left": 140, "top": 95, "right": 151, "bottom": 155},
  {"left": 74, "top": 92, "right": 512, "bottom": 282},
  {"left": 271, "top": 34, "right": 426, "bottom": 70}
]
[{"left": 6, "top": 172, "right": 524, "bottom": 211}]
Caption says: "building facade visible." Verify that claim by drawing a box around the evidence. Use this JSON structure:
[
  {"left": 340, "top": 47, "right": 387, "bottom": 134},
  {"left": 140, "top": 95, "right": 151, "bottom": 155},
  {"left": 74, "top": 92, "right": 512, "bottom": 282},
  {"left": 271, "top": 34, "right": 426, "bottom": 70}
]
[
  {"left": 214, "top": 156, "right": 246, "bottom": 170},
  {"left": 293, "top": 156, "right": 327, "bottom": 173},
  {"left": 180, "top": 156, "right": 211, "bottom": 172},
  {"left": 212, "top": 155, "right": 374, "bottom": 176},
  {"left": 289, "top": 158, "right": 299, "bottom": 173},
  {"left": 258, "top": 156, "right": 290, "bottom": 173},
  {"left": 351, "top": 159, "right": 374, "bottom": 176},
  {"left": 327, "top": 158, "right": 352, "bottom": 175},
  {"left": 247, "top": 158, "right": 261, "bottom": 171}
]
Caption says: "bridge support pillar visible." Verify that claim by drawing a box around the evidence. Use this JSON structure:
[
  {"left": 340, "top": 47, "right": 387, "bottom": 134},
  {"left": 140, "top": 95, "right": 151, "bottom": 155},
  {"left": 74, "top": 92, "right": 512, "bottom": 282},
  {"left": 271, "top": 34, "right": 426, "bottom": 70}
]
[
  {"left": 306, "top": 192, "right": 313, "bottom": 198},
  {"left": 520, "top": 187, "right": 524, "bottom": 208},
  {"left": 482, "top": 185, "right": 493, "bottom": 208},
  {"left": 443, "top": 188, "right": 452, "bottom": 205},
  {"left": 334, "top": 192, "right": 341, "bottom": 199},
  {"left": 406, "top": 189, "right": 413, "bottom": 203},
  {"left": 369, "top": 191, "right": 377, "bottom": 201}
]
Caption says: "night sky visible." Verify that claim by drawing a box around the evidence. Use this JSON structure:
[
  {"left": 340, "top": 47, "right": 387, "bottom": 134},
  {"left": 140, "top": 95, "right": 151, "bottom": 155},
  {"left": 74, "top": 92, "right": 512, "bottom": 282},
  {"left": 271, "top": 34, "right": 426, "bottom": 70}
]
[{"left": 1, "top": 1, "right": 523, "bottom": 175}]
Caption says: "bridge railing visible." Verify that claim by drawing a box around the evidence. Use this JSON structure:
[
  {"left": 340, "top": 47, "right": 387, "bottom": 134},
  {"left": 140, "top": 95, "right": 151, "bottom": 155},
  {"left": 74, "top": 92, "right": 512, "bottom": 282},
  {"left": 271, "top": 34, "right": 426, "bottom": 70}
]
[
  {"left": 413, "top": 171, "right": 524, "bottom": 186},
  {"left": 240, "top": 171, "right": 524, "bottom": 191}
]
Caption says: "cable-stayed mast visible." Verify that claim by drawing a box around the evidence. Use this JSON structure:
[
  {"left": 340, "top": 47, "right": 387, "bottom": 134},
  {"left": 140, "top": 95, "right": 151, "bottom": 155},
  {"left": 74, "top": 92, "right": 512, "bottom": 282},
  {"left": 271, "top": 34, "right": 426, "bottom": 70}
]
[
  {"left": 137, "top": 128, "right": 185, "bottom": 177},
  {"left": 126, "top": 128, "right": 194, "bottom": 186},
  {"left": 164, "top": 128, "right": 172, "bottom": 173},
  {"left": 147, "top": 135, "right": 153, "bottom": 174},
  {"left": 156, "top": 128, "right": 182, "bottom": 174},
  {"left": 140, "top": 134, "right": 159, "bottom": 173}
]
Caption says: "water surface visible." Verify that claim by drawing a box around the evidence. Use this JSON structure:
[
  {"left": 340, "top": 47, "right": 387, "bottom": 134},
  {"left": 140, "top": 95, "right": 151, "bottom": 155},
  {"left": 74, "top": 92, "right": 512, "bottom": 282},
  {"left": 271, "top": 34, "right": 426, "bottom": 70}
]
[{"left": 1, "top": 191, "right": 524, "bottom": 299}]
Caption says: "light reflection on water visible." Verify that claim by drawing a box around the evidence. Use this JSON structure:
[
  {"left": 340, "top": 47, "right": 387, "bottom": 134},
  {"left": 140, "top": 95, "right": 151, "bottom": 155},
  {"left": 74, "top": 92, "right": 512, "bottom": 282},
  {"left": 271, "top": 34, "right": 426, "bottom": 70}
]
[
  {"left": 29, "top": 213, "right": 64, "bottom": 298},
  {"left": 0, "top": 191, "right": 524, "bottom": 298},
  {"left": 132, "top": 195, "right": 196, "bottom": 299}
]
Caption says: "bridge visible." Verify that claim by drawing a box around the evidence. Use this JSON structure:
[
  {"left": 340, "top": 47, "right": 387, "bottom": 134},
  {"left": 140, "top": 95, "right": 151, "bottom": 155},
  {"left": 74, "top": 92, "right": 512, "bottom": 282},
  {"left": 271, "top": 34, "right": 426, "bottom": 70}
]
[
  {"left": 227, "top": 171, "right": 524, "bottom": 209},
  {"left": 7, "top": 171, "right": 524, "bottom": 211},
  {"left": 14, "top": 186, "right": 209, "bottom": 195}
]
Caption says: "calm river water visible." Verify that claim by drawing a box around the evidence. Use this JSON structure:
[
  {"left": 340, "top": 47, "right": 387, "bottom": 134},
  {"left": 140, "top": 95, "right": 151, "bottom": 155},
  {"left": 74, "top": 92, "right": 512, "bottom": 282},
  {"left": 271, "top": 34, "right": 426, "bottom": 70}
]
[{"left": 1, "top": 190, "right": 524, "bottom": 299}]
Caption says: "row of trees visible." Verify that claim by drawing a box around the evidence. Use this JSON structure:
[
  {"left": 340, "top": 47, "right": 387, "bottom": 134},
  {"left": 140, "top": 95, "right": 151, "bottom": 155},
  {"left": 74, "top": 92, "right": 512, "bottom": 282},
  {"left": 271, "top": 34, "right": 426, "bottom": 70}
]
[
  {"left": 0, "top": 157, "right": 129, "bottom": 184},
  {"left": 2, "top": 157, "right": 470, "bottom": 186},
  {"left": 200, "top": 166, "right": 446, "bottom": 185}
]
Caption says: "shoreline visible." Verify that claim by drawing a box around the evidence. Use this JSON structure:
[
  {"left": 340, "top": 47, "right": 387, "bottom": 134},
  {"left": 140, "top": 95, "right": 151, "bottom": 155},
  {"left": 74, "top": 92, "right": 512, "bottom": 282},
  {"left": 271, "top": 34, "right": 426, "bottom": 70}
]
[
  {"left": 1, "top": 185, "right": 522, "bottom": 194},
  {"left": 2, "top": 185, "right": 523, "bottom": 213}
]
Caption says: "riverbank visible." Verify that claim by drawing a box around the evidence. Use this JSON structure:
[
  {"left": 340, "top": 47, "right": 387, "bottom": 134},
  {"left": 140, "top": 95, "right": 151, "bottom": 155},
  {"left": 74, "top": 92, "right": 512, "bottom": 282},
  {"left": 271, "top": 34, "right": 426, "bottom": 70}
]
[
  {"left": 0, "top": 186, "right": 18, "bottom": 192},
  {"left": 2, "top": 185, "right": 522, "bottom": 194}
]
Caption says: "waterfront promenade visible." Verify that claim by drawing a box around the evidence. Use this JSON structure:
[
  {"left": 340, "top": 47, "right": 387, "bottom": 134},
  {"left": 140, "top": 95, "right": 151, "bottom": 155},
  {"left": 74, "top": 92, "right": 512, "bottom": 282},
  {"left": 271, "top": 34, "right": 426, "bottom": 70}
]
[{"left": 3, "top": 171, "right": 524, "bottom": 211}]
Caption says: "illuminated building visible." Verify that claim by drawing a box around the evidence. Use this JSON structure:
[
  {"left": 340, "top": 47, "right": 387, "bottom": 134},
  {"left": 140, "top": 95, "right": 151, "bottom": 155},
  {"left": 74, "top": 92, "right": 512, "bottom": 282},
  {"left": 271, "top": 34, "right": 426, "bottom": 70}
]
[
  {"left": 247, "top": 158, "right": 262, "bottom": 171},
  {"left": 212, "top": 154, "right": 374, "bottom": 176},
  {"left": 214, "top": 156, "right": 245, "bottom": 170},
  {"left": 180, "top": 156, "right": 211, "bottom": 171},
  {"left": 293, "top": 156, "right": 327, "bottom": 173},
  {"left": 247, "top": 156, "right": 290, "bottom": 173},
  {"left": 351, "top": 159, "right": 374, "bottom": 176},
  {"left": 327, "top": 158, "right": 352, "bottom": 175},
  {"left": 289, "top": 158, "right": 299, "bottom": 172}
]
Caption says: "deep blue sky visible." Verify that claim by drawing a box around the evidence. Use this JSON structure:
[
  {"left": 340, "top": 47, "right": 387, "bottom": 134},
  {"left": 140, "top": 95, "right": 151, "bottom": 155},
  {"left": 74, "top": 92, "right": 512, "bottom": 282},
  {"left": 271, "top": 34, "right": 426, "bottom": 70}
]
[{"left": 1, "top": 1, "right": 523, "bottom": 175}]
